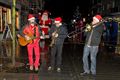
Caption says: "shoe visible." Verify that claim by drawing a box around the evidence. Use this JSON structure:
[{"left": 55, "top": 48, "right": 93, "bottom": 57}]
[
  {"left": 92, "top": 73, "right": 96, "bottom": 77},
  {"left": 80, "top": 72, "right": 89, "bottom": 76},
  {"left": 57, "top": 68, "right": 61, "bottom": 72},
  {"left": 30, "top": 66, "right": 33, "bottom": 70},
  {"left": 48, "top": 66, "right": 53, "bottom": 71},
  {"left": 35, "top": 67, "right": 39, "bottom": 71}
]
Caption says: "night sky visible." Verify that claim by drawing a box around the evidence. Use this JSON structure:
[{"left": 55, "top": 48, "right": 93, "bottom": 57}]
[{"left": 44, "top": 0, "right": 91, "bottom": 22}]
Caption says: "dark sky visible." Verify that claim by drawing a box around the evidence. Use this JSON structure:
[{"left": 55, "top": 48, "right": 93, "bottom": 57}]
[{"left": 44, "top": 0, "right": 91, "bottom": 21}]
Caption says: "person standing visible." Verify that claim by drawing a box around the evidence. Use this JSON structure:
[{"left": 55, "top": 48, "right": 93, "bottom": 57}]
[
  {"left": 18, "top": 14, "right": 41, "bottom": 71},
  {"left": 48, "top": 17, "right": 68, "bottom": 72},
  {"left": 39, "top": 10, "right": 51, "bottom": 53},
  {"left": 38, "top": 11, "right": 51, "bottom": 69},
  {"left": 39, "top": 10, "right": 52, "bottom": 26},
  {"left": 80, "top": 14, "right": 104, "bottom": 76}
]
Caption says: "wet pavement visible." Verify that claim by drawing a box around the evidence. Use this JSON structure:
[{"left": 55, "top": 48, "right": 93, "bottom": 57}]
[{"left": 1, "top": 42, "right": 120, "bottom": 80}]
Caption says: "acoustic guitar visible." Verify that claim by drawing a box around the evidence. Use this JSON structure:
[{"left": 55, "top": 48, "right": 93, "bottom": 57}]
[
  {"left": 18, "top": 33, "right": 36, "bottom": 46},
  {"left": 18, "top": 35, "right": 50, "bottom": 46}
]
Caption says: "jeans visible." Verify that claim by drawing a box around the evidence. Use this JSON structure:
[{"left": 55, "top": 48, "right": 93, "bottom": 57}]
[{"left": 82, "top": 45, "right": 98, "bottom": 74}]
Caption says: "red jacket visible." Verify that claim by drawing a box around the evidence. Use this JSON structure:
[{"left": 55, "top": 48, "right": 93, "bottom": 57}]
[
  {"left": 23, "top": 24, "right": 40, "bottom": 43},
  {"left": 39, "top": 15, "right": 51, "bottom": 26},
  {"left": 41, "top": 27, "right": 49, "bottom": 35}
]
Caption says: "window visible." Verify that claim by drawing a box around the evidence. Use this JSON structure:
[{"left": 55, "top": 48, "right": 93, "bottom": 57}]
[
  {"left": 0, "top": 6, "right": 7, "bottom": 32},
  {"left": 16, "top": 11, "right": 20, "bottom": 29},
  {"left": 0, "top": 6, "right": 20, "bottom": 32}
]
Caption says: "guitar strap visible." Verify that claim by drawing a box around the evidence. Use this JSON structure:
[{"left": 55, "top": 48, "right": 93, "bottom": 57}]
[{"left": 34, "top": 27, "right": 36, "bottom": 37}]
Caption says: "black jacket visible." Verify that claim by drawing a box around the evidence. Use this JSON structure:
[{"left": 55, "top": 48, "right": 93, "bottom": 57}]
[
  {"left": 85, "top": 23, "right": 104, "bottom": 46},
  {"left": 49, "top": 23, "right": 68, "bottom": 45}
]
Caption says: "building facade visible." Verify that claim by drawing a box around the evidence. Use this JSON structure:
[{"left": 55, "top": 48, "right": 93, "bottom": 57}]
[
  {"left": 90, "top": 0, "right": 120, "bottom": 16},
  {"left": 0, "top": 0, "right": 22, "bottom": 33}
]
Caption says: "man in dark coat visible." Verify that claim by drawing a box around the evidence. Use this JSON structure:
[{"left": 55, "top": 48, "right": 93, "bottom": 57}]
[
  {"left": 48, "top": 17, "right": 68, "bottom": 72},
  {"left": 81, "top": 15, "right": 104, "bottom": 76}
]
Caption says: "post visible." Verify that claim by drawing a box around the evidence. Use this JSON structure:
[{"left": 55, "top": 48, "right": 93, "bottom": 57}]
[
  {"left": 12, "top": 0, "right": 16, "bottom": 66},
  {"left": 115, "top": 22, "right": 120, "bottom": 55}
]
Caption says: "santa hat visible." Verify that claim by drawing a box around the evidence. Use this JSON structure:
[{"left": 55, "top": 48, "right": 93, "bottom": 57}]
[
  {"left": 54, "top": 17, "right": 62, "bottom": 23},
  {"left": 43, "top": 10, "right": 48, "bottom": 14},
  {"left": 28, "top": 14, "right": 35, "bottom": 21},
  {"left": 42, "top": 10, "right": 49, "bottom": 16},
  {"left": 93, "top": 15, "right": 102, "bottom": 22}
]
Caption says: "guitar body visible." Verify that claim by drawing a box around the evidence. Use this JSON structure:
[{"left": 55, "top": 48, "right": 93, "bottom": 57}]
[{"left": 18, "top": 35, "right": 33, "bottom": 46}]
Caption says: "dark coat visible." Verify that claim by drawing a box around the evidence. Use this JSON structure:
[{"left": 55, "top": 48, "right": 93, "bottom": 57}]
[
  {"left": 49, "top": 23, "right": 68, "bottom": 45},
  {"left": 85, "top": 23, "right": 104, "bottom": 46}
]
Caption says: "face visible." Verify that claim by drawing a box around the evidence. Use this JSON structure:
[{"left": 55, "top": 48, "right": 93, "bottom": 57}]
[
  {"left": 92, "top": 17, "right": 99, "bottom": 25},
  {"left": 55, "top": 23, "right": 60, "bottom": 27},
  {"left": 29, "top": 19, "right": 35, "bottom": 24},
  {"left": 41, "top": 13, "right": 48, "bottom": 21}
]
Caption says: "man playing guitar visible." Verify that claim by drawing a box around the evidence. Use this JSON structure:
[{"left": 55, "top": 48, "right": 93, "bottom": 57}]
[{"left": 17, "top": 14, "right": 41, "bottom": 71}]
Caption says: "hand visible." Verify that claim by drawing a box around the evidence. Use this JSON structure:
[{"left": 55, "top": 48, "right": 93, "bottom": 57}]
[
  {"left": 52, "top": 32, "right": 56, "bottom": 36},
  {"left": 52, "top": 32, "right": 57, "bottom": 36},
  {"left": 45, "top": 35, "right": 50, "bottom": 38},
  {"left": 52, "top": 32, "right": 58, "bottom": 37},
  {"left": 40, "top": 36, "right": 45, "bottom": 39},
  {"left": 25, "top": 35, "right": 31, "bottom": 40},
  {"left": 17, "top": 34, "right": 21, "bottom": 37},
  {"left": 54, "top": 33, "right": 58, "bottom": 37}
]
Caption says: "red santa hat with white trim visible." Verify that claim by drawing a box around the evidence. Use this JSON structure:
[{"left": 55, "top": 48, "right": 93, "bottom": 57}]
[
  {"left": 54, "top": 17, "right": 62, "bottom": 23},
  {"left": 28, "top": 14, "right": 35, "bottom": 21},
  {"left": 93, "top": 15, "right": 102, "bottom": 22}
]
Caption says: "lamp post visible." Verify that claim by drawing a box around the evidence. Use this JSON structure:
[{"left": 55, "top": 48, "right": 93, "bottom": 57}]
[{"left": 12, "top": 0, "right": 16, "bottom": 66}]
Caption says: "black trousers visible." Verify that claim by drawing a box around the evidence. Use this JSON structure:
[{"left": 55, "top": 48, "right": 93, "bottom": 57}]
[{"left": 50, "top": 43, "right": 63, "bottom": 68}]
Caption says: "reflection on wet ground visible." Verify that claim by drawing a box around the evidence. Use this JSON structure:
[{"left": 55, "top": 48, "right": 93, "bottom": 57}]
[{"left": 1, "top": 42, "right": 120, "bottom": 80}]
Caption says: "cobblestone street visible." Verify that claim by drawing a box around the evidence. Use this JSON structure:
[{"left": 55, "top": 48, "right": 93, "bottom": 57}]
[{"left": 0, "top": 43, "right": 120, "bottom": 80}]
